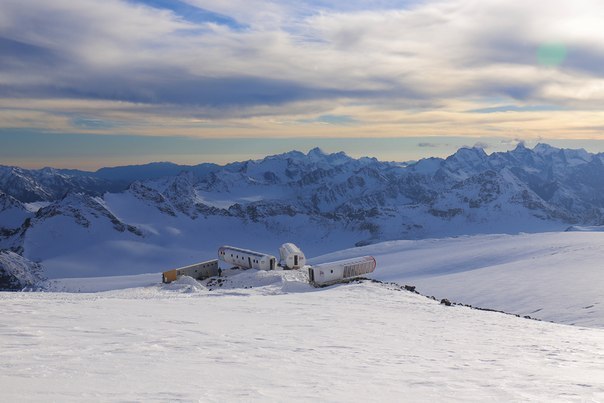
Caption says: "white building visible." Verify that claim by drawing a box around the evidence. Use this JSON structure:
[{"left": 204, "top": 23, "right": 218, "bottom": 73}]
[
  {"left": 279, "top": 243, "right": 306, "bottom": 269},
  {"left": 218, "top": 245, "right": 277, "bottom": 270}
]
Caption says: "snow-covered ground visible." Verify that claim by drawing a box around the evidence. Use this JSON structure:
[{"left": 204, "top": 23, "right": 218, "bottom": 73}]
[
  {"left": 311, "top": 231, "right": 604, "bottom": 328},
  {"left": 44, "top": 231, "right": 604, "bottom": 327},
  {"left": 3, "top": 231, "right": 604, "bottom": 401},
  {"left": 1, "top": 276, "right": 604, "bottom": 402}
]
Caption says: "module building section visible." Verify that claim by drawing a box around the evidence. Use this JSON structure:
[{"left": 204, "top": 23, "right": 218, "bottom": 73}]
[
  {"left": 279, "top": 243, "right": 306, "bottom": 269},
  {"left": 218, "top": 245, "right": 277, "bottom": 270},
  {"left": 308, "top": 256, "right": 377, "bottom": 287},
  {"left": 162, "top": 259, "right": 219, "bottom": 283}
]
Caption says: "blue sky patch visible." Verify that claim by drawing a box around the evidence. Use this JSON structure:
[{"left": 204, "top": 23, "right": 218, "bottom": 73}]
[
  {"left": 301, "top": 114, "right": 359, "bottom": 125},
  {"left": 129, "top": 0, "right": 246, "bottom": 29}
]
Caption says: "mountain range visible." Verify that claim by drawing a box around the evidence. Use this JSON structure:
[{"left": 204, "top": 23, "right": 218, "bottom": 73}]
[{"left": 2, "top": 143, "right": 604, "bottom": 278}]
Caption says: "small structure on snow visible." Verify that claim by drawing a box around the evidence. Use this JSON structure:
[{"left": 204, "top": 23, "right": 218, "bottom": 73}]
[
  {"left": 279, "top": 243, "right": 306, "bottom": 269},
  {"left": 161, "top": 244, "right": 377, "bottom": 288},
  {"left": 162, "top": 259, "right": 219, "bottom": 283},
  {"left": 308, "top": 256, "right": 376, "bottom": 287},
  {"left": 218, "top": 245, "right": 277, "bottom": 270}
]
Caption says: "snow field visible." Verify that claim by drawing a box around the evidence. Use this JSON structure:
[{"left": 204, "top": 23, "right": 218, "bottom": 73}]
[
  {"left": 4, "top": 230, "right": 604, "bottom": 401},
  {"left": 312, "top": 232, "right": 604, "bottom": 328},
  {"left": 1, "top": 281, "right": 603, "bottom": 402},
  {"left": 40, "top": 231, "right": 604, "bottom": 328}
]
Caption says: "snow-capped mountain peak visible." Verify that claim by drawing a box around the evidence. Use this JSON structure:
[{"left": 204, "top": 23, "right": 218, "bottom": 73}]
[
  {"left": 4, "top": 143, "right": 604, "bottom": 278},
  {"left": 533, "top": 142, "right": 559, "bottom": 156},
  {"left": 307, "top": 147, "right": 352, "bottom": 165}
]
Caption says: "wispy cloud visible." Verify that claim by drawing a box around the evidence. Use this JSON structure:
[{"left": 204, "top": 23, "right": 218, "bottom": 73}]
[
  {"left": 3, "top": 0, "right": 604, "bottom": 140},
  {"left": 473, "top": 141, "right": 490, "bottom": 149},
  {"left": 469, "top": 105, "right": 566, "bottom": 114}
]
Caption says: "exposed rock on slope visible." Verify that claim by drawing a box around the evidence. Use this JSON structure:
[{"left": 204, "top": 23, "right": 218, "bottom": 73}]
[
  {"left": 0, "top": 251, "right": 44, "bottom": 290},
  {"left": 33, "top": 193, "right": 143, "bottom": 236}
]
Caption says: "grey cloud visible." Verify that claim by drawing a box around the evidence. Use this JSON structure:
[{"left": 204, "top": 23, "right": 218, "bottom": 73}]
[
  {"left": 500, "top": 138, "right": 526, "bottom": 146},
  {"left": 0, "top": 37, "right": 66, "bottom": 69},
  {"left": 561, "top": 45, "right": 604, "bottom": 76},
  {"left": 2, "top": 67, "right": 415, "bottom": 110},
  {"left": 3, "top": 0, "right": 604, "bottom": 123}
]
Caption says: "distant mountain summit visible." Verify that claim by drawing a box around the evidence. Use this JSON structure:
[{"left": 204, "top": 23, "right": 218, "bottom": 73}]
[
  {"left": 0, "top": 165, "right": 120, "bottom": 202},
  {"left": 2, "top": 143, "right": 604, "bottom": 277}
]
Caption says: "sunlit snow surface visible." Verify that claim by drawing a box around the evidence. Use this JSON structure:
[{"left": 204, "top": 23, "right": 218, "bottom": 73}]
[
  {"left": 313, "top": 232, "right": 604, "bottom": 328},
  {"left": 3, "top": 232, "right": 604, "bottom": 401},
  {"left": 2, "top": 277, "right": 604, "bottom": 402}
]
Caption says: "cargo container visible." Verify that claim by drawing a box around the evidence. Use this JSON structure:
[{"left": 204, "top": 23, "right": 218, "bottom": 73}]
[{"left": 162, "top": 259, "right": 219, "bottom": 283}]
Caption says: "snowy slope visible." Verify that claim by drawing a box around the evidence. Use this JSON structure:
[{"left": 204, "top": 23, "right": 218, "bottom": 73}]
[
  {"left": 1, "top": 278, "right": 603, "bottom": 402},
  {"left": 313, "top": 231, "right": 604, "bottom": 328},
  {"left": 21, "top": 194, "right": 146, "bottom": 278},
  {"left": 0, "top": 191, "right": 31, "bottom": 229}
]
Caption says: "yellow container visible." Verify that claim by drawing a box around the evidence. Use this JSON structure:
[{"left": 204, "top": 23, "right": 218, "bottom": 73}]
[{"left": 162, "top": 269, "right": 178, "bottom": 283}]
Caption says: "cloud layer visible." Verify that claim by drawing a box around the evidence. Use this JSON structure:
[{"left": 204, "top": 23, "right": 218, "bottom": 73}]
[{"left": 2, "top": 0, "right": 604, "bottom": 139}]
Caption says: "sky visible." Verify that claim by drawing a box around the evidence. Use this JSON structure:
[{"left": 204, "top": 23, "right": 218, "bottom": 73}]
[{"left": 3, "top": 0, "right": 604, "bottom": 169}]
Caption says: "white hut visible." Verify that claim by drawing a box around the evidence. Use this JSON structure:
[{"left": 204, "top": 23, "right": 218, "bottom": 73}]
[
  {"left": 218, "top": 245, "right": 277, "bottom": 270},
  {"left": 308, "top": 256, "right": 376, "bottom": 287},
  {"left": 279, "top": 243, "right": 306, "bottom": 269}
]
